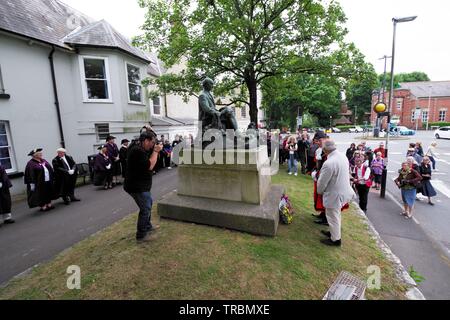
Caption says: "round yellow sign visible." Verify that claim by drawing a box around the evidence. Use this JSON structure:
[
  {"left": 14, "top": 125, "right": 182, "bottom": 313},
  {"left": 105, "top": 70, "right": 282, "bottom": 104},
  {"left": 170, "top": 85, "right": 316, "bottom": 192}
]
[{"left": 374, "top": 102, "right": 387, "bottom": 113}]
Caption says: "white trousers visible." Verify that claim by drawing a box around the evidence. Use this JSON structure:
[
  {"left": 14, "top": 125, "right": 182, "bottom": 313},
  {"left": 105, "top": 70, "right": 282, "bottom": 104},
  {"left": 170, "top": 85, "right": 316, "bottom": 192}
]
[{"left": 325, "top": 207, "right": 341, "bottom": 241}]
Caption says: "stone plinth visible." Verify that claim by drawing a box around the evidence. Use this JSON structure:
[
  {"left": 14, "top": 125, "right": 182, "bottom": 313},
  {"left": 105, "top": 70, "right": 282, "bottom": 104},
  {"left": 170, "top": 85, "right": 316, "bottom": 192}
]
[
  {"left": 157, "top": 146, "right": 282, "bottom": 236},
  {"left": 177, "top": 146, "right": 271, "bottom": 205}
]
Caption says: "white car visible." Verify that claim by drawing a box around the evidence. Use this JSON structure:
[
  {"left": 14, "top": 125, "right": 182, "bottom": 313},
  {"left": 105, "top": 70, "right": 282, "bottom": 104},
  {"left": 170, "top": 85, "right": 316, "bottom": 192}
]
[
  {"left": 434, "top": 126, "right": 450, "bottom": 139},
  {"left": 348, "top": 126, "right": 363, "bottom": 133}
]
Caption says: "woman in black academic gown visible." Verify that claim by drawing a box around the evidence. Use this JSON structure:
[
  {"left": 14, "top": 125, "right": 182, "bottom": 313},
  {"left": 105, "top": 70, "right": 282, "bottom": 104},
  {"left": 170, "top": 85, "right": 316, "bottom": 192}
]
[
  {"left": 93, "top": 145, "right": 113, "bottom": 190},
  {"left": 0, "top": 163, "right": 15, "bottom": 224},
  {"left": 24, "top": 148, "right": 56, "bottom": 211}
]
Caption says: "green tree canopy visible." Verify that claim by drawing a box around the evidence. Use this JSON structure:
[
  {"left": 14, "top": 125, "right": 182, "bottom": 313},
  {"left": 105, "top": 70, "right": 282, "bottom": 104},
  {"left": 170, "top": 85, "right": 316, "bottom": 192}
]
[
  {"left": 378, "top": 71, "right": 430, "bottom": 89},
  {"left": 134, "top": 0, "right": 363, "bottom": 125}
]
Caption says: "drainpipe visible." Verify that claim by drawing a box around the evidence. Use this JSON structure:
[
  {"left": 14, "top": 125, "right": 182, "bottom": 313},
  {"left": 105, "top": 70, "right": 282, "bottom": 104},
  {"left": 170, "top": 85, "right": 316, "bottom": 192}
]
[{"left": 48, "top": 46, "right": 65, "bottom": 148}]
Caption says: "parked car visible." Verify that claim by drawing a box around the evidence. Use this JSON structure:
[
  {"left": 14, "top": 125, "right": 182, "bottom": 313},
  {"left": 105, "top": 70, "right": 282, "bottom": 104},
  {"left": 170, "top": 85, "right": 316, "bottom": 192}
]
[
  {"left": 348, "top": 126, "right": 364, "bottom": 133},
  {"left": 395, "top": 126, "right": 416, "bottom": 136},
  {"left": 331, "top": 127, "right": 342, "bottom": 133},
  {"left": 434, "top": 126, "right": 450, "bottom": 139}
]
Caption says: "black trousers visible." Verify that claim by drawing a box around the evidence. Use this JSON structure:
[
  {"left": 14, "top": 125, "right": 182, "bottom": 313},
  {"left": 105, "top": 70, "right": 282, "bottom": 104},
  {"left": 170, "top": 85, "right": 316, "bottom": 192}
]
[
  {"left": 0, "top": 187, "right": 12, "bottom": 214},
  {"left": 356, "top": 184, "right": 370, "bottom": 211}
]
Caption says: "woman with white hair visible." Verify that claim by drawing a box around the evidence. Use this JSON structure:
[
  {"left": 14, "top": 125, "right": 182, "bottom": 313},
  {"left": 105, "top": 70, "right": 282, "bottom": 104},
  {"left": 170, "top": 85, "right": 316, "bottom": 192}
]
[
  {"left": 425, "top": 142, "right": 438, "bottom": 170},
  {"left": 395, "top": 162, "right": 422, "bottom": 219}
]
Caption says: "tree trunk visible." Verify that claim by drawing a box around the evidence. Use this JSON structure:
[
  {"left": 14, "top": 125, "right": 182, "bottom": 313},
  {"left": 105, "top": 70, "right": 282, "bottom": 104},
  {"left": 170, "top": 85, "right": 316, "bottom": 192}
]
[{"left": 246, "top": 79, "right": 259, "bottom": 125}]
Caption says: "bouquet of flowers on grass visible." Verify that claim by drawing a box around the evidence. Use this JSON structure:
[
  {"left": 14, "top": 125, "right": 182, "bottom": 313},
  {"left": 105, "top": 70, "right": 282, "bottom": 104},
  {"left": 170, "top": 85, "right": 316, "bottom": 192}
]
[{"left": 279, "top": 194, "right": 295, "bottom": 224}]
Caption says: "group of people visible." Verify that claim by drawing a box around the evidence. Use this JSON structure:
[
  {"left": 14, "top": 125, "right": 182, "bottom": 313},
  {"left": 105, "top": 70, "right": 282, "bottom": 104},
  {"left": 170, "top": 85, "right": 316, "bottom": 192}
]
[
  {"left": 0, "top": 130, "right": 188, "bottom": 232},
  {"left": 345, "top": 139, "right": 439, "bottom": 219},
  {"left": 395, "top": 142, "right": 438, "bottom": 219},
  {"left": 0, "top": 147, "right": 81, "bottom": 227}
]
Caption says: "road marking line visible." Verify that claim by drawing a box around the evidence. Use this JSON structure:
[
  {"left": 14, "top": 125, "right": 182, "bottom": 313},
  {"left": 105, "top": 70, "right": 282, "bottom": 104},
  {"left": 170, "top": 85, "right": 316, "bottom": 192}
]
[
  {"left": 432, "top": 180, "right": 450, "bottom": 198},
  {"left": 390, "top": 152, "right": 402, "bottom": 155},
  {"left": 436, "top": 159, "right": 450, "bottom": 165},
  {"left": 444, "top": 153, "right": 450, "bottom": 156},
  {"left": 433, "top": 172, "right": 447, "bottom": 175},
  {"left": 412, "top": 217, "right": 420, "bottom": 225}
]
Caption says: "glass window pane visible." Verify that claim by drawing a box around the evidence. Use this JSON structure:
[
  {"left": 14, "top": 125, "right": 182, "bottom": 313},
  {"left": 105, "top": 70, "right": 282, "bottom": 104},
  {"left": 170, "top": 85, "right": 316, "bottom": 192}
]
[
  {"left": 127, "top": 64, "right": 140, "bottom": 84},
  {"left": 0, "top": 123, "right": 6, "bottom": 134},
  {"left": 0, "top": 147, "right": 10, "bottom": 158},
  {"left": 0, "top": 158, "right": 12, "bottom": 170},
  {"left": 152, "top": 97, "right": 160, "bottom": 106},
  {"left": 86, "top": 80, "right": 108, "bottom": 99},
  {"left": 129, "top": 84, "right": 142, "bottom": 102},
  {"left": 0, "top": 134, "right": 8, "bottom": 147},
  {"left": 84, "top": 59, "right": 106, "bottom": 79}
]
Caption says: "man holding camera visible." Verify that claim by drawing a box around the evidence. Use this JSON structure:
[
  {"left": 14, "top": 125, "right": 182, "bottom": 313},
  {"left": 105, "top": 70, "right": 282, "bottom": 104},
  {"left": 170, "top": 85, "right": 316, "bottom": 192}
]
[{"left": 124, "top": 130, "right": 163, "bottom": 242}]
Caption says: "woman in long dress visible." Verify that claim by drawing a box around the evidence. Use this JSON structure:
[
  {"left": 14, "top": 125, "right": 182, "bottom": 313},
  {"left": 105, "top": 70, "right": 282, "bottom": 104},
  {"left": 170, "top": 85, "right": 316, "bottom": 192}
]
[
  {"left": 419, "top": 156, "right": 437, "bottom": 205},
  {"left": 24, "top": 148, "right": 55, "bottom": 211}
]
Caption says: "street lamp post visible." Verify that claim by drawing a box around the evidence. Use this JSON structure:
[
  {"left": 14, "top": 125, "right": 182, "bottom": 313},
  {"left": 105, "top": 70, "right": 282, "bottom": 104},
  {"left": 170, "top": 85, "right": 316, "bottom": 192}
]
[
  {"left": 380, "top": 15, "right": 417, "bottom": 199},
  {"left": 426, "top": 85, "right": 432, "bottom": 131}
]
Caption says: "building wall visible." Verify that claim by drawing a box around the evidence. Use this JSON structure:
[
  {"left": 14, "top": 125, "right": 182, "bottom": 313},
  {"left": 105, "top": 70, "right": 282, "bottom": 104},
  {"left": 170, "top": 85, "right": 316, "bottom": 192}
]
[
  {"left": 0, "top": 33, "right": 62, "bottom": 194},
  {"left": 0, "top": 32, "right": 151, "bottom": 195},
  {"left": 371, "top": 89, "right": 450, "bottom": 129}
]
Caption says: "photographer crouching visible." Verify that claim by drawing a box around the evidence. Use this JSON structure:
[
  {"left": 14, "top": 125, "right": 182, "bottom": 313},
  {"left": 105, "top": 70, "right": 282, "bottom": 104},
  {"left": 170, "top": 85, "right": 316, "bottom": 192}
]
[{"left": 124, "top": 129, "right": 163, "bottom": 242}]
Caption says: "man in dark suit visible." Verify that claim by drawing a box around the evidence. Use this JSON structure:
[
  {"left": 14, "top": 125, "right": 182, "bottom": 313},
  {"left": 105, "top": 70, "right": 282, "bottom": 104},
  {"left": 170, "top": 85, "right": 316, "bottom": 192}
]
[{"left": 52, "top": 148, "right": 80, "bottom": 205}]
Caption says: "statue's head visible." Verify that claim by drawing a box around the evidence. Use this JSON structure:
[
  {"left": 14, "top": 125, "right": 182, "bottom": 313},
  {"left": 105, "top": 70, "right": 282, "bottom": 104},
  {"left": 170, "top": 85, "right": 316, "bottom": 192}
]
[{"left": 202, "top": 77, "right": 214, "bottom": 91}]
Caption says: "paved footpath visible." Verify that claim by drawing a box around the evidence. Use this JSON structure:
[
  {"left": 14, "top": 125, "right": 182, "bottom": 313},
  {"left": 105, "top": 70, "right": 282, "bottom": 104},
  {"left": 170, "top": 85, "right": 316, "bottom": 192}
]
[
  {"left": 0, "top": 168, "right": 178, "bottom": 286},
  {"left": 366, "top": 185, "right": 450, "bottom": 300}
]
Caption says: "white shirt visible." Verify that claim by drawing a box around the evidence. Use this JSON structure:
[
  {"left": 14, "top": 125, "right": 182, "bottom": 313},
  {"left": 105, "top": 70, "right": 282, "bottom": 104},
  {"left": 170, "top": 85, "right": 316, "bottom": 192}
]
[
  {"left": 42, "top": 163, "right": 50, "bottom": 182},
  {"left": 315, "top": 147, "right": 323, "bottom": 161},
  {"left": 355, "top": 165, "right": 371, "bottom": 184},
  {"left": 61, "top": 156, "right": 71, "bottom": 170}
]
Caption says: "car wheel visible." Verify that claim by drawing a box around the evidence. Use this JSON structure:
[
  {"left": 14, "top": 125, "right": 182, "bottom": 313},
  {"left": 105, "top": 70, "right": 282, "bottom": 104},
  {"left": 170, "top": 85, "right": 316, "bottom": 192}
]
[{"left": 435, "top": 134, "right": 440, "bottom": 139}]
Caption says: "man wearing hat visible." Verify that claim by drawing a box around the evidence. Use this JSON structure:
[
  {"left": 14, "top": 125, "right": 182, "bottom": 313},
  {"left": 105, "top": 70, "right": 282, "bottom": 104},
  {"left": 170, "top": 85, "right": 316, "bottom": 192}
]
[
  {"left": 94, "top": 145, "right": 113, "bottom": 189},
  {"left": 119, "top": 139, "right": 130, "bottom": 179},
  {"left": 52, "top": 148, "right": 80, "bottom": 205},
  {"left": 105, "top": 135, "right": 121, "bottom": 186},
  {"left": 124, "top": 130, "right": 162, "bottom": 242}
]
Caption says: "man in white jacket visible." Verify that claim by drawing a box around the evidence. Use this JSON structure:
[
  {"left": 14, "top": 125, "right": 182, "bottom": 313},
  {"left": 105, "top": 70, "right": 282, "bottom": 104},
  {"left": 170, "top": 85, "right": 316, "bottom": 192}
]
[{"left": 317, "top": 140, "right": 356, "bottom": 246}]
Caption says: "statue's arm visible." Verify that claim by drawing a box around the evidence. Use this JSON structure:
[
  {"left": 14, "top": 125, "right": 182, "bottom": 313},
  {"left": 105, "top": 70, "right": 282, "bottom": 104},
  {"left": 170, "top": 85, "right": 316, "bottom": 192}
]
[{"left": 199, "top": 94, "right": 217, "bottom": 115}]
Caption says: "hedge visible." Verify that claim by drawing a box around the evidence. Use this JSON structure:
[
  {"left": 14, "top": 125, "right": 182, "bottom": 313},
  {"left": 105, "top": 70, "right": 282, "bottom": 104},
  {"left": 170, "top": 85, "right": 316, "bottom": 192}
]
[{"left": 423, "top": 122, "right": 450, "bottom": 128}]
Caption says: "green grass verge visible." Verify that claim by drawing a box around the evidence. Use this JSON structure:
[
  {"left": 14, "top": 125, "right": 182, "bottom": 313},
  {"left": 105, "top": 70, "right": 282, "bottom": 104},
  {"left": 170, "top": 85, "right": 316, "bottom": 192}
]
[{"left": 0, "top": 168, "right": 407, "bottom": 299}]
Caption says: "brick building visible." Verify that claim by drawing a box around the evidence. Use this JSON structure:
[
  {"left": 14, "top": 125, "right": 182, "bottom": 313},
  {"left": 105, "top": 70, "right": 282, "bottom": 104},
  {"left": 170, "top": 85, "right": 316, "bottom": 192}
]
[{"left": 371, "top": 81, "right": 450, "bottom": 129}]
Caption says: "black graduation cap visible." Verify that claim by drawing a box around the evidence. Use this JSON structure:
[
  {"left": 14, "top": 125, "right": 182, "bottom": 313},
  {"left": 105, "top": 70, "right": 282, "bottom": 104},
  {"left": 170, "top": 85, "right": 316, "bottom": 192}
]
[
  {"left": 28, "top": 148, "right": 43, "bottom": 156},
  {"left": 121, "top": 139, "right": 130, "bottom": 144},
  {"left": 97, "top": 145, "right": 106, "bottom": 150},
  {"left": 106, "top": 135, "right": 116, "bottom": 141}
]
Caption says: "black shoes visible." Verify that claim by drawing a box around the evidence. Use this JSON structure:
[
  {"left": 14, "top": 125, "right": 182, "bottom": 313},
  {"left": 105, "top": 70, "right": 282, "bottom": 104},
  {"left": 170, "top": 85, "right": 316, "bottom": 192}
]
[
  {"left": 70, "top": 197, "right": 81, "bottom": 202},
  {"left": 320, "top": 238, "right": 341, "bottom": 246},
  {"left": 314, "top": 220, "right": 329, "bottom": 226},
  {"left": 321, "top": 230, "right": 331, "bottom": 238},
  {"left": 63, "top": 197, "right": 70, "bottom": 205},
  {"left": 3, "top": 219, "right": 15, "bottom": 224}
]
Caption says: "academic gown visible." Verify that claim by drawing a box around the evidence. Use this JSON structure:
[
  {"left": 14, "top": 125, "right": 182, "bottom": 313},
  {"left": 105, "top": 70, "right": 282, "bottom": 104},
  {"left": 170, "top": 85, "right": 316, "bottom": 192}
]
[
  {"left": 52, "top": 155, "right": 78, "bottom": 198},
  {"left": 0, "top": 165, "right": 13, "bottom": 214},
  {"left": 93, "top": 153, "right": 112, "bottom": 186},
  {"left": 24, "top": 159, "right": 56, "bottom": 208}
]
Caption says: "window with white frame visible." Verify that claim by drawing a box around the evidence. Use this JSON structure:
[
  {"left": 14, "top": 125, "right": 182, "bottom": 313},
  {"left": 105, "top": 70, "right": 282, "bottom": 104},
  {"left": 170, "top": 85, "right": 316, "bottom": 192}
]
[
  {"left": 95, "top": 123, "right": 110, "bottom": 142},
  {"left": 152, "top": 97, "right": 161, "bottom": 115},
  {"left": 411, "top": 110, "right": 416, "bottom": 122},
  {"left": 0, "top": 121, "right": 16, "bottom": 172},
  {"left": 396, "top": 98, "right": 403, "bottom": 110},
  {"left": 80, "top": 56, "right": 111, "bottom": 101},
  {"left": 439, "top": 109, "right": 447, "bottom": 122},
  {"left": 126, "top": 63, "right": 142, "bottom": 103},
  {"left": 422, "top": 110, "right": 429, "bottom": 123}
]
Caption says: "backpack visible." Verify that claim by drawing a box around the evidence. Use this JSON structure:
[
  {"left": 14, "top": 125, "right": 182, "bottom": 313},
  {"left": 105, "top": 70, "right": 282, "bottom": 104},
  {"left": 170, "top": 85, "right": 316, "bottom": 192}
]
[{"left": 279, "top": 194, "right": 295, "bottom": 224}]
